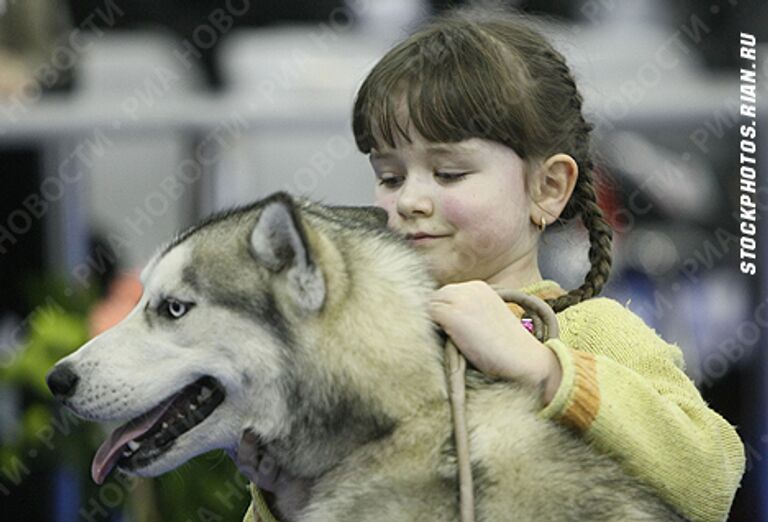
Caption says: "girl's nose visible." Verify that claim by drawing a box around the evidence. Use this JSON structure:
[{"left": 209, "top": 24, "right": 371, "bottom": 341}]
[{"left": 397, "top": 178, "right": 434, "bottom": 218}]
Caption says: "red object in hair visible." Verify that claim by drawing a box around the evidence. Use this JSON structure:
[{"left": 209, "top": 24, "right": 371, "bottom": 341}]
[{"left": 592, "top": 166, "right": 622, "bottom": 233}]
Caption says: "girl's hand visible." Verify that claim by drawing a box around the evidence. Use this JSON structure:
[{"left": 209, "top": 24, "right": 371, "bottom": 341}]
[
  {"left": 227, "top": 430, "right": 313, "bottom": 515},
  {"left": 428, "top": 281, "right": 562, "bottom": 405},
  {"left": 227, "top": 430, "right": 284, "bottom": 490}
]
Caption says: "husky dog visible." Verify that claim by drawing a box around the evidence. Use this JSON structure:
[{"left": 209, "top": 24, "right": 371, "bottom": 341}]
[{"left": 47, "top": 192, "right": 681, "bottom": 521}]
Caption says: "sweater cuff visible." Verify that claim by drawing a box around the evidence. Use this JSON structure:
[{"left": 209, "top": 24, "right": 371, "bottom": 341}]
[{"left": 537, "top": 338, "right": 601, "bottom": 431}]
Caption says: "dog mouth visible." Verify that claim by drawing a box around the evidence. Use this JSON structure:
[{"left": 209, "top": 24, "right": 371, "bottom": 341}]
[{"left": 91, "top": 376, "right": 225, "bottom": 484}]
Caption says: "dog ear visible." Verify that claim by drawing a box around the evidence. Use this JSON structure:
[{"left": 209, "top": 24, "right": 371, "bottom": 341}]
[{"left": 250, "top": 194, "right": 326, "bottom": 313}]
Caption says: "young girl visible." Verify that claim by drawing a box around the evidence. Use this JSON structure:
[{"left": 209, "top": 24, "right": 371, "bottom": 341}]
[{"left": 241, "top": 6, "right": 745, "bottom": 521}]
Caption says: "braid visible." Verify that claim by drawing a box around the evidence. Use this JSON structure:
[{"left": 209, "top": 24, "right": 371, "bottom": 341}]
[
  {"left": 540, "top": 50, "right": 614, "bottom": 313},
  {"left": 545, "top": 164, "right": 613, "bottom": 313}
]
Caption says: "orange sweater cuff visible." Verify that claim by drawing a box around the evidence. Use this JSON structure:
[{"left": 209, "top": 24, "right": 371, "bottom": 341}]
[{"left": 539, "top": 339, "right": 601, "bottom": 431}]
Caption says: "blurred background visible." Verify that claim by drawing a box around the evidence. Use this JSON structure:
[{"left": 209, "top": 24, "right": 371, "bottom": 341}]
[{"left": 0, "top": 0, "right": 766, "bottom": 520}]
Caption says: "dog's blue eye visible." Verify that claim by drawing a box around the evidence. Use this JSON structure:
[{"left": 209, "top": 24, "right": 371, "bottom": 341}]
[{"left": 160, "top": 299, "right": 192, "bottom": 319}]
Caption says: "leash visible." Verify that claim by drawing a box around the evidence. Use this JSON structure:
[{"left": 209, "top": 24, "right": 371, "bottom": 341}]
[
  {"left": 250, "top": 287, "right": 561, "bottom": 522},
  {"left": 443, "top": 287, "right": 561, "bottom": 522}
]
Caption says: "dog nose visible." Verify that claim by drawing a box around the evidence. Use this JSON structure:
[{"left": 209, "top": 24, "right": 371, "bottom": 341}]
[{"left": 46, "top": 364, "right": 80, "bottom": 399}]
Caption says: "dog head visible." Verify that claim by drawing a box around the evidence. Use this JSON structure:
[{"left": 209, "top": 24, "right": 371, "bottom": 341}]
[{"left": 47, "top": 192, "right": 447, "bottom": 484}]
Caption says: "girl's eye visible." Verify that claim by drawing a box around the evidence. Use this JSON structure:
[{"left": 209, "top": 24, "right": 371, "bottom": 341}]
[
  {"left": 160, "top": 299, "right": 193, "bottom": 319},
  {"left": 436, "top": 172, "right": 468, "bottom": 182},
  {"left": 378, "top": 176, "right": 403, "bottom": 188}
]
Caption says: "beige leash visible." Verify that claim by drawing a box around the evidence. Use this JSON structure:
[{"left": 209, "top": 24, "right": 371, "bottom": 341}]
[{"left": 444, "top": 287, "right": 560, "bottom": 522}]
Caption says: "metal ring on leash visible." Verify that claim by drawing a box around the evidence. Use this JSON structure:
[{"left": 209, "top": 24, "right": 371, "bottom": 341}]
[{"left": 444, "top": 288, "right": 560, "bottom": 522}]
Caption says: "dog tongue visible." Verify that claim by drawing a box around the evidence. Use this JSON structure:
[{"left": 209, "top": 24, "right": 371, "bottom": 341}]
[{"left": 91, "top": 397, "right": 175, "bottom": 485}]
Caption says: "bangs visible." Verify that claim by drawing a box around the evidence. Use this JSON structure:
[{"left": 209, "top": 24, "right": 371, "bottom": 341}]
[{"left": 352, "top": 23, "right": 535, "bottom": 156}]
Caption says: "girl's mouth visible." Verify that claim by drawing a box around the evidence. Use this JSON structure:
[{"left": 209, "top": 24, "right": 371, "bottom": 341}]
[{"left": 407, "top": 235, "right": 448, "bottom": 245}]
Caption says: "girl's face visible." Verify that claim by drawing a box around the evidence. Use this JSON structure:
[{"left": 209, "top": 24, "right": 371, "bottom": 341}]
[{"left": 371, "top": 131, "right": 541, "bottom": 286}]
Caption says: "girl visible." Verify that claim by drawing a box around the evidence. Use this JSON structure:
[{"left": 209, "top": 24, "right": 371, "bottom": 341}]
[{"left": 241, "top": 6, "right": 745, "bottom": 521}]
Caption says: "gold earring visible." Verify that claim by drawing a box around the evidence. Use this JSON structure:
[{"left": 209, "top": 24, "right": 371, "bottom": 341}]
[{"left": 538, "top": 217, "right": 546, "bottom": 232}]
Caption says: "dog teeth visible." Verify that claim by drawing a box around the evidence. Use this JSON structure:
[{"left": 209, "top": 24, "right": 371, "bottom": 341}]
[
  {"left": 161, "top": 422, "right": 168, "bottom": 429},
  {"left": 127, "top": 441, "right": 140, "bottom": 451},
  {"left": 199, "top": 387, "right": 212, "bottom": 401},
  {"left": 189, "top": 404, "right": 197, "bottom": 411},
  {"left": 122, "top": 450, "right": 132, "bottom": 458}
]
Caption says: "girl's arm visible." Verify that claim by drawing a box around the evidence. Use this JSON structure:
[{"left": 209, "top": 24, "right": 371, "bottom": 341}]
[{"left": 540, "top": 297, "right": 745, "bottom": 522}]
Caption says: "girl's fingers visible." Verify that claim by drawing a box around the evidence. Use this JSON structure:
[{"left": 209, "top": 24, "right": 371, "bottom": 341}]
[{"left": 231, "top": 429, "right": 288, "bottom": 493}]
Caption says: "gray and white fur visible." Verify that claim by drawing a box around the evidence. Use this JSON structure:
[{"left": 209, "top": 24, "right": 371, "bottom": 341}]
[{"left": 49, "top": 192, "right": 683, "bottom": 521}]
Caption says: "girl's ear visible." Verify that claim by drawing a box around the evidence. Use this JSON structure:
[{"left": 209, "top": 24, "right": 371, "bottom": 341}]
[{"left": 529, "top": 153, "right": 578, "bottom": 226}]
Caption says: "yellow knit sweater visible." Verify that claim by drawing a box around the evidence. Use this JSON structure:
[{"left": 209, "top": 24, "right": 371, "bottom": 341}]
[{"left": 243, "top": 279, "right": 745, "bottom": 522}]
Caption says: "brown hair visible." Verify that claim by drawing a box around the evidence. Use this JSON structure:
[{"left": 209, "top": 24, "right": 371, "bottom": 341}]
[{"left": 352, "top": 6, "right": 612, "bottom": 313}]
